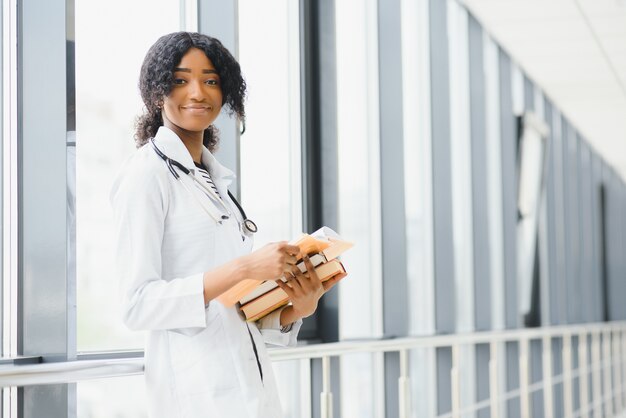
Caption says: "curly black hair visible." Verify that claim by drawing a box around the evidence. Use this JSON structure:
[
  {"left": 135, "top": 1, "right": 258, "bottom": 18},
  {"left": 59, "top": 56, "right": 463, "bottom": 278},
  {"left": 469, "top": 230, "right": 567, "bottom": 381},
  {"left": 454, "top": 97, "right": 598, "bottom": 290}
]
[{"left": 135, "top": 32, "right": 246, "bottom": 152}]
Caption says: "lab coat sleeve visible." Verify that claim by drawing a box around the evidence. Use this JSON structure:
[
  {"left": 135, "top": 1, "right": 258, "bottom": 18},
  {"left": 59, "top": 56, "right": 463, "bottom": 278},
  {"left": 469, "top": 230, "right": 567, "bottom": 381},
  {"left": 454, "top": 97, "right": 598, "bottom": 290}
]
[
  {"left": 111, "top": 169, "right": 207, "bottom": 332},
  {"left": 255, "top": 306, "right": 302, "bottom": 347}
]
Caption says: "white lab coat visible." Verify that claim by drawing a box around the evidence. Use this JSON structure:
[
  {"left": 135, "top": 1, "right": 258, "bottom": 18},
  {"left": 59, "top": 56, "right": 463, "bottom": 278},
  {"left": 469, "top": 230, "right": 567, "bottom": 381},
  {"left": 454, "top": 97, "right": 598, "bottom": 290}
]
[{"left": 110, "top": 126, "right": 302, "bottom": 418}]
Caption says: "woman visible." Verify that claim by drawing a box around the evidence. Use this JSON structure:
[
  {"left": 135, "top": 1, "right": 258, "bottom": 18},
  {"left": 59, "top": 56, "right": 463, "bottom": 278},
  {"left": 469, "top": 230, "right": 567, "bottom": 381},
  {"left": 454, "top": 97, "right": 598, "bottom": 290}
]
[{"left": 111, "top": 32, "right": 344, "bottom": 417}]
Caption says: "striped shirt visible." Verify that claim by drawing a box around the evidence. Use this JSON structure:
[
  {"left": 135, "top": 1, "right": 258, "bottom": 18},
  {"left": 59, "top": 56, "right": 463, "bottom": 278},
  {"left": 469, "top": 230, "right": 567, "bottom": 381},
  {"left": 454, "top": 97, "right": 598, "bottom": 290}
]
[{"left": 194, "top": 161, "right": 222, "bottom": 200}]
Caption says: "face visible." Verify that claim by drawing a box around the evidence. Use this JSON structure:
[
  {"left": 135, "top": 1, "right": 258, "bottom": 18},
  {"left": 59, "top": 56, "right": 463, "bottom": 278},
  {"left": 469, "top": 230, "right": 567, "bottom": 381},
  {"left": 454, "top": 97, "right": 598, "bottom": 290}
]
[{"left": 162, "top": 47, "right": 223, "bottom": 137}]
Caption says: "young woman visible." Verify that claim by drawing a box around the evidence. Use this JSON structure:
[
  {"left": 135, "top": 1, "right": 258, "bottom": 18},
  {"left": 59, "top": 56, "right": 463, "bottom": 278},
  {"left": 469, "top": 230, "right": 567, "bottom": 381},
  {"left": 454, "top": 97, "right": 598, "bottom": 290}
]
[{"left": 111, "top": 32, "right": 345, "bottom": 417}]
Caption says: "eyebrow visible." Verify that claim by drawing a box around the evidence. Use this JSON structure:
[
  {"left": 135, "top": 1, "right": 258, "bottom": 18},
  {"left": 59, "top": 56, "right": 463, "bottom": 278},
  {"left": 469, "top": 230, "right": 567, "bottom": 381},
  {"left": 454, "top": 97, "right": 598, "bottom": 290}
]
[{"left": 173, "top": 67, "right": 218, "bottom": 75}]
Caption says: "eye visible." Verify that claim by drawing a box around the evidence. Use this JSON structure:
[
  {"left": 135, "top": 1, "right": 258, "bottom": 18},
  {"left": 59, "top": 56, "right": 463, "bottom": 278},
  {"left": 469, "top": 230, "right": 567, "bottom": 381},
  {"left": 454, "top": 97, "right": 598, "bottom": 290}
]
[
  {"left": 205, "top": 79, "right": 219, "bottom": 86},
  {"left": 173, "top": 78, "right": 186, "bottom": 85}
]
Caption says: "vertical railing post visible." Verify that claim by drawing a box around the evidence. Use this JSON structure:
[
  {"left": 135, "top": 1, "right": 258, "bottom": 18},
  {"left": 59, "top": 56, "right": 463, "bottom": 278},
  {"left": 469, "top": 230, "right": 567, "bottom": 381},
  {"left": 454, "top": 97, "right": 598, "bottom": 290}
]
[
  {"left": 592, "top": 331, "right": 602, "bottom": 417},
  {"left": 578, "top": 331, "right": 589, "bottom": 418},
  {"left": 563, "top": 333, "right": 573, "bottom": 418},
  {"left": 321, "top": 356, "right": 333, "bottom": 418},
  {"left": 451, "top": 344, "right": 461, "bottom": 418},
  {"left": 519, "top": 337, "right": 530, "bottom": 418},
  {"left": 619, "top": 328, "right": 626, "bottom": 407},
  {"left": 398, "top": 349, "right": 411, "bottom": 418},
  {"left": 613, "top": 329, "right": 623, "bottom": 413},
  {"left": 604, "top": 330, "right": 614, "bottom": 417},
  {"left": 489, "top": 341, "right": 500, "bottom": 418},
  {"left": 542, "top": 335, "right": 554, "bottom": 418}
]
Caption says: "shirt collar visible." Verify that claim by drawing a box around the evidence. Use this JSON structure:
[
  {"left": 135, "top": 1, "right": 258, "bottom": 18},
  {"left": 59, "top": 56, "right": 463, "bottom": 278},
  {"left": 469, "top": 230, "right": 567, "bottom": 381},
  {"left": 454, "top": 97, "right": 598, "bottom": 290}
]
[{"left": 152, "top": 126, "right": 235, "bottom": 188}]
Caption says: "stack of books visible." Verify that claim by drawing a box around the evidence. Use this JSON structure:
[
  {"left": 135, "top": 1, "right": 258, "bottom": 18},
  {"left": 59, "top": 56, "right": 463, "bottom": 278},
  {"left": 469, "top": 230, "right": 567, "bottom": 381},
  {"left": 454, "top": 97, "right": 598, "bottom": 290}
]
[{"left": 217, "top": 227, "right": 353, "bottom": 321}]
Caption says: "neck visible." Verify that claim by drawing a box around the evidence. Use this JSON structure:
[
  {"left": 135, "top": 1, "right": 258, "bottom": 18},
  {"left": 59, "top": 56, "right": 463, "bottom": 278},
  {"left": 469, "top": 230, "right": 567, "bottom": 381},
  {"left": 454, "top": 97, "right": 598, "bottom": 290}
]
[
  {"left": 179, "top": 134, "right": 204, "bottom": 164},
  {"left": 162, "top": 117, "right": 204, "bottom": 164}
]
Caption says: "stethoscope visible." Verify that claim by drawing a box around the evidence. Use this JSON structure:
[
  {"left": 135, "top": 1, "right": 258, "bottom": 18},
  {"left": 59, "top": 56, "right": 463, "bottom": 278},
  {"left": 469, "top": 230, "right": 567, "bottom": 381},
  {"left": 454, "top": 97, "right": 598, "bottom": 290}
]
[{"left": 150, "top": 139, "right": 258, "bottom": 235}]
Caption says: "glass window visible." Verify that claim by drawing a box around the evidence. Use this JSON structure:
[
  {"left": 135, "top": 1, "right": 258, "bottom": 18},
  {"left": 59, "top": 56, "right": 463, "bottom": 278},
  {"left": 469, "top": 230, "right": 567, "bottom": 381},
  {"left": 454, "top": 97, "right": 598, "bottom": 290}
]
[
  {"left": 78, "top": 375, "right": 147, "bottom": 417},
  {"left": 401, "top": 0, "right": 435, "bottom": 338},
  {"left": 238, "top": 0, "right": 303, "bottom": 245},
  {"left": 335, "top": 0, "right": 383, "bottom": 342},
  {"left": 2, "top": 0, "right": 18, "bottom": 364},
  {"left": 238, "top": 2, "right": 304, "bottom": 415},
  {"left": 272, "top": 359, "right": 310, "bottom": 418},
  {"left": 75, "top": 0, "right": 182, "bottom": 351},
  {"left": 1, "top": 0, "right": 4, "bottom": 358}
]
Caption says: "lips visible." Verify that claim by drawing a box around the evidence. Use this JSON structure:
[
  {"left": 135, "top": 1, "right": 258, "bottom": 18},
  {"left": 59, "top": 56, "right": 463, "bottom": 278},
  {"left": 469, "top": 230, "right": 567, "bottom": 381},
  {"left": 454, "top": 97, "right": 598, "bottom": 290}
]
[{"left": 181, "top": 105, "right": 212, "bottom": 111}]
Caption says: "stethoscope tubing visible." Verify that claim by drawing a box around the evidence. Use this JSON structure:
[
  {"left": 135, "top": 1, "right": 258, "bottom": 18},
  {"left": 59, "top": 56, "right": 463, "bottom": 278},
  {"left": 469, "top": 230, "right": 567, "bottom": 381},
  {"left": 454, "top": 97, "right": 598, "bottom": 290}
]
[{"left": 150, "top": 139, "right": 258, "bottom": 234}]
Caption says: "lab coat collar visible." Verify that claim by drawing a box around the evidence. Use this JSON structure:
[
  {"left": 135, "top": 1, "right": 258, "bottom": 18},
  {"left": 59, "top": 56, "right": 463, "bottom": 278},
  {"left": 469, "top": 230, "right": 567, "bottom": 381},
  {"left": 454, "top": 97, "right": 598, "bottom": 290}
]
[{"left": 152, "top": 126, "right": 235, "bottom": 189}]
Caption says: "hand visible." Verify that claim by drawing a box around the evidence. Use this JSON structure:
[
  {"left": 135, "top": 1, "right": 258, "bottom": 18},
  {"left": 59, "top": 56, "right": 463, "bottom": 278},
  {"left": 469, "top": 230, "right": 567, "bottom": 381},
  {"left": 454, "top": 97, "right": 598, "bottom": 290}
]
[
  {"left": 276, "top": 255, "right": 346, "bottom": 319},
  {"left": 240, "top": 241, "right": 301, "bottom": 281}
]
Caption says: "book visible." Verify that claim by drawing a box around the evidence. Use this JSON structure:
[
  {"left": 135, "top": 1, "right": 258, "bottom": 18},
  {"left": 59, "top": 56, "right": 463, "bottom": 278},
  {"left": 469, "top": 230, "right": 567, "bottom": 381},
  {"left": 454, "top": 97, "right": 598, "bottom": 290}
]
[
  {"left": 238, "top": 253, "right": 326, "bottom": 305},
  {"left": 240, "top": 259, "right": 346, "bottom": 322},
  {"left": 294, "top": 226, "right": 354, "bottom": 261},
  {"left": 216, "top": 226, "right": 353, "bottom": 308}
]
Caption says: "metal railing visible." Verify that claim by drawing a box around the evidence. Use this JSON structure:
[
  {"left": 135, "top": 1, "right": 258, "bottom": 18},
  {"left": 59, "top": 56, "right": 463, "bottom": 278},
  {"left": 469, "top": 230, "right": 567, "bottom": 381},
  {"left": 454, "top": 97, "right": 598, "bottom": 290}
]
[{"left": 0, "top": 321, "right": 625, "bottom": 418}]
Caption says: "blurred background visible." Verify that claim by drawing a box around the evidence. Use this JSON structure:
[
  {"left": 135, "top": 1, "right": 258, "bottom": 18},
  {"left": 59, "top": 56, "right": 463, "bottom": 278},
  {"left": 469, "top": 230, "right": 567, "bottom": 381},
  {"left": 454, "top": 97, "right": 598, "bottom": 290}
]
[{"left": 2, "top": 0, "right": 626, "bottom": 416}]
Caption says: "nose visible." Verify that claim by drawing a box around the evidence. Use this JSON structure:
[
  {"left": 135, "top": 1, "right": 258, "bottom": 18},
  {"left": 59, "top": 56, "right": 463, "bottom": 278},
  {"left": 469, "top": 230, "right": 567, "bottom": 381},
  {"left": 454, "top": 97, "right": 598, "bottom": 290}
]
[{"left": 188, "top": 79, "right": 206, "bottom": 101}]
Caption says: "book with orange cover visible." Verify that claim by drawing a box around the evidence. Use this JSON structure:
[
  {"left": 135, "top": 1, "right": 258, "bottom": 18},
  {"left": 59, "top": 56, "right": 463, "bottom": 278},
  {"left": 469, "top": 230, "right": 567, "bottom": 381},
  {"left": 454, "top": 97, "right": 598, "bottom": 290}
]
[
  {"left": 216, "top": 227, "right": 353, "bottom": 307},
  {"left": 240, "top": 259, "right": 346, "bottom": 321}
]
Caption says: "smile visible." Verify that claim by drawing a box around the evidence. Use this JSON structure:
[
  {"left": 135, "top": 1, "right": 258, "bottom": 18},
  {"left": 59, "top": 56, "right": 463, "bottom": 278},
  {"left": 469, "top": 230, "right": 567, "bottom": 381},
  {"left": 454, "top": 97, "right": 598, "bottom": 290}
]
[{"left": 181, "top": 105, "right": 212, "bottom": 112}]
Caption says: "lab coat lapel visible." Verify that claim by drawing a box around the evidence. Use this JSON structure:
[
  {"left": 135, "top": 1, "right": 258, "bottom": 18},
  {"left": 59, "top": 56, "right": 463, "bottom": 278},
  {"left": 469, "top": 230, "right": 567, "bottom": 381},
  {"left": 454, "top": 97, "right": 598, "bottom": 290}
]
[
  {"left": 152, "top": 126, "right": 196, "bottom": 171},
  {"left": 152, "top": 127, "right": 225, "bottom": 221}
]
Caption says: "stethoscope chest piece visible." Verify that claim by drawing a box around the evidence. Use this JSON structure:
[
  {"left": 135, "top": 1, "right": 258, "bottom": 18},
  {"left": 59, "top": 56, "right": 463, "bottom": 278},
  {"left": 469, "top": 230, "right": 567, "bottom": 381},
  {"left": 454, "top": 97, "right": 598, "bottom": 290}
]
[{"left": 243, "top": 218, "right": 258, "bottom": 234}]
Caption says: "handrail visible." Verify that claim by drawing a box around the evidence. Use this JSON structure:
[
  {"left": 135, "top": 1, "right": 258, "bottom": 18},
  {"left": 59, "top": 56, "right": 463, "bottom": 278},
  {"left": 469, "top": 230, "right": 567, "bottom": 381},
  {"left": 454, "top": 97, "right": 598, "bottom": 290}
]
[{"left": 0, "top": 320, "right": 624, "bottom": 389}]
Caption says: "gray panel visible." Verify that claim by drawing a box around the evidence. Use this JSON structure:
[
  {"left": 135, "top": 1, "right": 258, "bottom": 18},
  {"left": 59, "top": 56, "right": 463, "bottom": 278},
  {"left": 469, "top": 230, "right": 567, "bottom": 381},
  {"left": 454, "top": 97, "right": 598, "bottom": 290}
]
[
  {"left": 20, "top": 0, "right": 71, "bottom": 415},
  {"left": 430, "top": 0, "right": 455, "bottom": 336},
  {"left": 21, "top": 0, "right": 68, "bottom": 358},
  {"left": 23, "top": 385, "right": 68, "bottom": 418},
  {"left": 430, "top": 0, "right": 455, "bottom": 410},
  {"left": 468, "top": 14, "right": 491, "bottom": 332},
  {"left": 298, "top": 0, "right": 321, "bottom": 341},
  {"left": 561, "top": 119, "right": 574, "bottom": 323},
  {"left": 590, "top": 151, "right": 604, "bottom": 321},
  {"left": 566, "top": 127, "right": 582, "bottom": 324},
  {"left": 315, "top": 0, "right": 341, "bottom": 344},
  {"left": 606, "top": 171, "right": 626, "bottom": 319},
  {"left": 551, "top": 106, "right": 567, "bottom": 325},
  {"left": 499, "top": 51, "right": 521, "bottom": 418},
  {"left": 571, "top": 336, "right": 580, "bottom": 411},
  {"left": 552, "top": 337, "right": 564, "bottom": 417},
  {"left": 498, "top": 51, "right": 518, "bottom": 329},
  {"left": 522, "top": 82, "right": 543, "bottom": 415},
  {"left": 523, "top": 76, "right": 534, "bottom": 112},
  {"left": 198, "top": 0, "right": 241, "bottom": 197},
  {"left": 475, "top": 344, "right": 490, "bottom": 418},
  {"left": 378, "top": 0, "right": 408, "bottom": 340},
  {"left": 544, "top": 101, "right": 561, "bottom": 326},
  {"left": 378, "top": 1, "right": 408, "bottom": 415},
  {"left": 304, "top": 1, "right": 341, "bottom": 414},
  {"left": 318, "top": 0, "right": 339, "bottom": 236},
  {"left": 0, "top": 0, "right": 3, "bottom": 363},
  {"left": 384, "top": 352, "right": 400, "bottom": 418},
  {"left": 578, "top": 138, "right": 596, "bottom": 322},
  {"left": 530, "top": 339, "right": 544, "bottom": 418},
  {"left": 436, "top": 347, "right": 452, "bottom": 415},
  {"left": 468, "top": 17, "right": 492, "bottom": 418},
  {"left": 505, "top": 341, "right": 520, "bottom": 418}
]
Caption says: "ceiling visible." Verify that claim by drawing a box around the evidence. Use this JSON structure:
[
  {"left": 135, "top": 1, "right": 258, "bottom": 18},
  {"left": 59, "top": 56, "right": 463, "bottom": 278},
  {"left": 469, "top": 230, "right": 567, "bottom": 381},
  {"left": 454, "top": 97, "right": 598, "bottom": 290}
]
[{"left": 459, "top": 0, "right": 626, "bottom": 181}]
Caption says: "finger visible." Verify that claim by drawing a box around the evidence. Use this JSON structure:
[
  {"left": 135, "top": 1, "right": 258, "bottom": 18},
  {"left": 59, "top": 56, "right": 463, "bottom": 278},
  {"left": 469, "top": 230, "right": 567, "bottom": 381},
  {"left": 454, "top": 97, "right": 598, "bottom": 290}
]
[
  {"left": 276, "top": 279, "right": 295, "bottom": 297},
  {"left": 287, "top": 274, "right": 304, "bottom": 292},
  {"left": 322, "top": 273, "right": 347, "bottom": 292},
  {"left": 283, "top": 244, "right": 302, "bottom": 257},
  {"left": 303, "top": 255, "right": 320, "bottom": 281},
  {"left": 285, "top": 254, "right": 298, "bottom": 265},
  {"left": 288, "top": 264, "right": 306, "bottom": 278}
]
